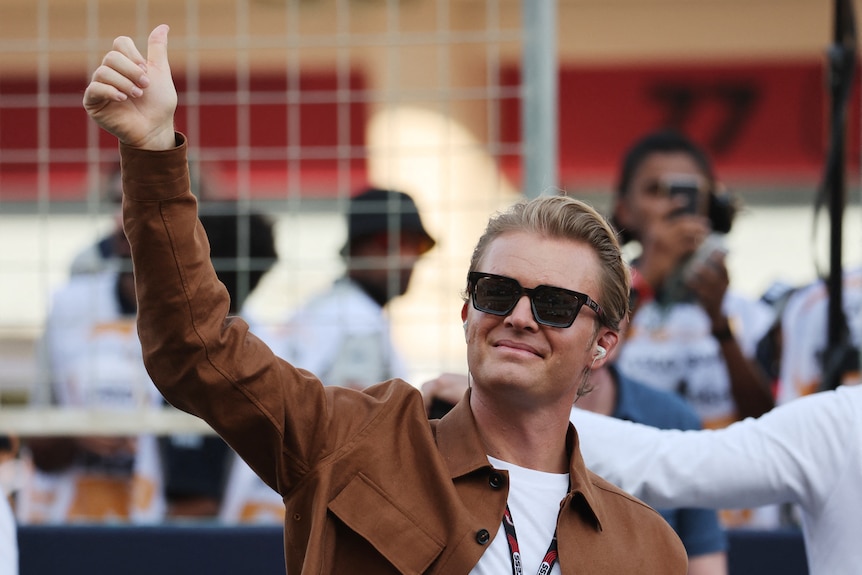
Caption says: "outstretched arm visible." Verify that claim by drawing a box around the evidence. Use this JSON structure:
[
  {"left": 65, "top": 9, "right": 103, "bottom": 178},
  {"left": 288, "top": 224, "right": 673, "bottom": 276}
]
[
  {"left": 83, "top": 24, "right": 177, "bottom": 151},
  {"left": 570, "top": 386, "right": 860, "bottom": 514}
]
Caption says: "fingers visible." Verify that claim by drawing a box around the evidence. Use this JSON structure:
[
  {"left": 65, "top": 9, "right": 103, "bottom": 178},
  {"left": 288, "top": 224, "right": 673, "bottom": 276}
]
[
  {"left": 686, "top": 255, "right": 729, "bottom": 312},
  {"left": 83, "top": 37, "right": 152, "bottom": 107},
  {"left": 87, "top": 24, "right": 168, "bottom": 100},
  {"left": 90, "top": 59, "right": 149, "bottom": 99},
  {"left": 111, "top": 34, "right": 147, "bottom": 68},
  {"left": 146, "top": 24, "right": 171, "bottom": 68}
]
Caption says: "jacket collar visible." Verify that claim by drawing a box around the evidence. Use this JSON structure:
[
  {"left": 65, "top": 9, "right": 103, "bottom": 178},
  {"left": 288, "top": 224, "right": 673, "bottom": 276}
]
[{"left": 435, "top": 389, "right": 605, "bottom": 531}]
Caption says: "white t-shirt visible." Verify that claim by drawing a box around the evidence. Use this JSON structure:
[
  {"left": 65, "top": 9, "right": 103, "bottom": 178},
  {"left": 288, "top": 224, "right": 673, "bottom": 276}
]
[
  {"left": 570, "top": 384, "right": 862, "bottom": 575},
  {"left": 470, "top": 456, "right": 568, "bottom": 575},
  {"left": 616, "top": 291, "right": 774, "bottom": 429},
  {"left": 257, "top": 278, "right": 407, "bottom": 390}
]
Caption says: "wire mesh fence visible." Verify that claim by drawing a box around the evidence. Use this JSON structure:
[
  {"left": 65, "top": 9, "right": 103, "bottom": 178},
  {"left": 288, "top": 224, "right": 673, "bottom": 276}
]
[
  {"left": 0, "top": 0, "right": 534, "bottom": 427},
  {"left": 2, "top": 0, "right": 862, "bottom": 433}
]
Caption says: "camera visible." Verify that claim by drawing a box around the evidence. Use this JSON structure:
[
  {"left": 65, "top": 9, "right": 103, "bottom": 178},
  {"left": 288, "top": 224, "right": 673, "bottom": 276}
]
[{"left": 664, "top": 175, "right": 703, "bottom": 217}]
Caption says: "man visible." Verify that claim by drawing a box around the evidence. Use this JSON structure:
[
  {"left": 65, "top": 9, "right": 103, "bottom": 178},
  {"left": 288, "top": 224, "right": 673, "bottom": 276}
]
[
  {"left": 83, "top": 25, "right": 686, "bottom": 573},
  {"left": 260, "top": 186, "right": 434, "bottom": 390},
  {"left": 610, "top": 130, "right": 774, "bottom": 429},
  {"left": 569, "top": 385, "right": 862, "bottom": 575}
]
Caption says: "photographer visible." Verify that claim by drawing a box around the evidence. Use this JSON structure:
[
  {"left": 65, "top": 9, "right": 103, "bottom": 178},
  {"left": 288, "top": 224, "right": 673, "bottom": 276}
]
[
  {"left": 612, "top": 131, "right": 774, "bottom": 423},
  {"left": 610, "top": 132, "right": 776, "bottom": 528}
]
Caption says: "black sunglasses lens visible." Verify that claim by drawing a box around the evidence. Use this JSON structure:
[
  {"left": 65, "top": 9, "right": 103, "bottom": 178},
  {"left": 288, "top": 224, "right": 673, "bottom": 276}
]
[
  {"left": 532, "top": 287, "right": 582, "bottom": 326},
  {"left": 473, "top": 274, "right": 585, "bottom": 327},
  {"left": 474, "top": 276, "right": 521, "bottom": 314}
]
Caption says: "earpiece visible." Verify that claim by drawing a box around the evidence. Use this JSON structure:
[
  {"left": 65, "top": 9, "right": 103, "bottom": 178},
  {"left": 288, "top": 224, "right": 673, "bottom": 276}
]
[
  {"left": 594, "top": 346, "right": 607, "bottom": 360},
  {"left": 462, "top": 320, "right": 469, "bottom": 342}
]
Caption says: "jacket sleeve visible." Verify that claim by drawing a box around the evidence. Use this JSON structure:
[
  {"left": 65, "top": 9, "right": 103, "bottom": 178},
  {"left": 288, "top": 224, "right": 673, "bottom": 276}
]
[
  {"left": 120, "top": 135, "right": 389, "bottom": 494},
  {"left": 570, "top": 387, "right": 857, "bottom": 514}
]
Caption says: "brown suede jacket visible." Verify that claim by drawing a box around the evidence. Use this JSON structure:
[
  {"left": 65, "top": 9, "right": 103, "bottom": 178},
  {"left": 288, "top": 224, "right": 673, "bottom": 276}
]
[{"left": 120, "top": 134, "right": 687, "bottom": 574}]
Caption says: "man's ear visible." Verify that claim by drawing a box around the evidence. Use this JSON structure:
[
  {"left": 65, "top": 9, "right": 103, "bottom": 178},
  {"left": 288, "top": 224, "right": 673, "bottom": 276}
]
[
  {"left": 592, "top": 329, "right": 620, "bottom": 368},
  {"left": 461, "top": 301, "right": 469, "bottom": 324}
]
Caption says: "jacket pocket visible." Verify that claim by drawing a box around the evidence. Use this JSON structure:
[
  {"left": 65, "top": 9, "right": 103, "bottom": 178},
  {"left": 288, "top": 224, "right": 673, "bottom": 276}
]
[{"left": 328, "top": 472, "right": 444, "bottom": 574}]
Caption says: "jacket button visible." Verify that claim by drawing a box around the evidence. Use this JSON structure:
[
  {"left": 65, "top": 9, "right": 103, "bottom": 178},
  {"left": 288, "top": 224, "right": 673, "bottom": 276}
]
[
  {"left": 488, "top": 472, "right": 504, "bottom": 489},
  {"left": 476, "top": 529, "right": 491, "bottom": 545}
]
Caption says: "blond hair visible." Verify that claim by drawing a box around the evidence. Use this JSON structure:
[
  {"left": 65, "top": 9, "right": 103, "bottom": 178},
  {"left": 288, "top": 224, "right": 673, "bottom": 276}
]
[{"left": 467, "top": 194, "right": 629, "bottom": 331}]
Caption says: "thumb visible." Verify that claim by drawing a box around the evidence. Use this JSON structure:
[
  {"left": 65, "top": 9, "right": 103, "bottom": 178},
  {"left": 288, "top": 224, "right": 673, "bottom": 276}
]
[{"left": 146, "top": 24, "right": 170, "bottom": 68}]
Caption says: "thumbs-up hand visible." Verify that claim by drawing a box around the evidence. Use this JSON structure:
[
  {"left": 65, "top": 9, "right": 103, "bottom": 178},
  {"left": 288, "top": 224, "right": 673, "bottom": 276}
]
[{"left": 83, "top": 24, "right": 177, "bottom": 151}]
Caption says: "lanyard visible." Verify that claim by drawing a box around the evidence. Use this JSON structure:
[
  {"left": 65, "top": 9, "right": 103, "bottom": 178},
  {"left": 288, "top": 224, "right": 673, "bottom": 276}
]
[{"left": 502, "top": 504, "right": 559, "bottom": 575}]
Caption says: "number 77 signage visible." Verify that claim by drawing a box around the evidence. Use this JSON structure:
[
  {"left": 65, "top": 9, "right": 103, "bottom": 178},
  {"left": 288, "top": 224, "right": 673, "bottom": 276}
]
[{"left": 499, "top": 60, "right": 859, "bottom": 188}]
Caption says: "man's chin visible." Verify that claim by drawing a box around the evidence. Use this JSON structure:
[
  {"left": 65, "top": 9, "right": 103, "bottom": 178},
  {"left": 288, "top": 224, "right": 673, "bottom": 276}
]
[{"left": 472, "top": 366, "right": 535, "bottom": 392}]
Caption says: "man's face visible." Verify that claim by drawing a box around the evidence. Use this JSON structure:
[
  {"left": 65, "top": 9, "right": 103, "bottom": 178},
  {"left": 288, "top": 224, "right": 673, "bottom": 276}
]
[
  {"left": 349, "top": 232, "right": 429, "bottom": 303},
  {"left": 614, "top": 151, "right": 707, "bottom": 241},
  {"left": 463, "top": 231, "right": 614, "bottom": 409}
]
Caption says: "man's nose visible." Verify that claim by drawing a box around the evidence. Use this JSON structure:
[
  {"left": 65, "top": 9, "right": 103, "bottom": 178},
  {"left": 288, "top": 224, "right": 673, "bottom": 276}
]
[{"left": 504, "top": 294, "right": 538, "bottom": 329}]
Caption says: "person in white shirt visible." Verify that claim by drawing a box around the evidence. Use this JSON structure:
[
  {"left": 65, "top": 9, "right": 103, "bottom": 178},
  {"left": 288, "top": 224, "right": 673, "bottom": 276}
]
[
  {"left": 20, "top": 265, "right": 166, "bottom": 525},
  {"left": 569, "top": 384, "right": 862, "bottom": 575},
  {"left": 776, "top": 266, "right": 862, "bottom": 403},
  {"left": 259, "top": 187, "right": 435, "bottom": 390},
  {"left": 610, "top": 130, "right": 774, "bottom": 431},
  {"left": 610, "top": 130, "right": 778, "bottom": 529},
  {"left": 20, "top": 210, "right": 277, "bottom": 524}
]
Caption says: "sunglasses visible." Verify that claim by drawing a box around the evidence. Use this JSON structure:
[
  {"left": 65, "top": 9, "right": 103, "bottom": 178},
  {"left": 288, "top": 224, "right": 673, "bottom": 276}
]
[{"left": 467, "top": 272, "right": 605, "bottom": 328}]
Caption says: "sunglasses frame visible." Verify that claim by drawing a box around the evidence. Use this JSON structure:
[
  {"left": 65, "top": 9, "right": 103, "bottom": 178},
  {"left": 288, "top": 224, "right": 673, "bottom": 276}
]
[{"left": 467, "top": 271, "right": 605, "bottom": 328}]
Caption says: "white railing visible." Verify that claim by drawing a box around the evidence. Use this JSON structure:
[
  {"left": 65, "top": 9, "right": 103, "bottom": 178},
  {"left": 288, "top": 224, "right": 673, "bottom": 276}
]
[{"left": 0, "top": 407, "right": 214, "bottom": 436}]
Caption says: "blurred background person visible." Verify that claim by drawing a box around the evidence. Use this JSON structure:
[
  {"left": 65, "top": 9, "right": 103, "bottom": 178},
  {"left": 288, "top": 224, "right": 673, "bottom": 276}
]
[
  {"left": 220, "top": 186, "right": 436, "bottom": 524},
  {"left": 66, "top": 159, "right": 267, "bottom": 522},
  {"left": 20, "top": 222, "right": 165, "bottom": 524},
  {"left": 18, "top": 207, "right": 276, "bottom": 524},
  {"left": 609, "top": 130, "right": 778, "bottom": 528},
  {"left": 260, "top": 186, "right": 435, "bottom": 389},
  {"left": 611, "top": 130, "right": 775, "bottom": 431},
  {"left": 159, "top": 207, "right": 278, "bottom": 520},
  {"left": 0, "top": 435, "right": 18, "bottom": 575},
  {"left": 776, "top": 265, "right": 861, "bottom": 403}
]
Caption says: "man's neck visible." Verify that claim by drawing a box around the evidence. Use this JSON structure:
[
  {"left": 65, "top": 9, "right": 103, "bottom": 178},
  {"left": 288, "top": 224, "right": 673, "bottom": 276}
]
[
  {"left": 470, "top": 391, "right": 571, "bottom": 473},
  {"left": 572, "top": 366, "right": 617, "bottom": 417}
]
